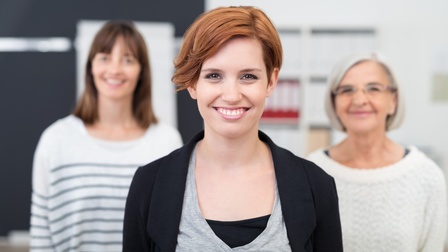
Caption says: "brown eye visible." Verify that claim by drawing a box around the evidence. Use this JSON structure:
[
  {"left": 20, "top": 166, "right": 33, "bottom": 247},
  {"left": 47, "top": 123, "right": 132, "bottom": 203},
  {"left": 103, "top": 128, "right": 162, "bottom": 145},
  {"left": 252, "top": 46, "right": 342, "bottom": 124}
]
[
  {"left": 205, "top": 73, "right": 220, "bottom": 79},
  {"left": 241, "top": 74, "right": 257, "bottom": 80}
]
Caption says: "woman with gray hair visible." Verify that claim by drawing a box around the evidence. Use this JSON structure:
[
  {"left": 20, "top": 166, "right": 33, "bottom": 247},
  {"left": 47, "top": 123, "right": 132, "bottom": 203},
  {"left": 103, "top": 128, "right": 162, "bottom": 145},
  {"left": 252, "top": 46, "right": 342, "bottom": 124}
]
[{"left": 307, "top": 51, "right": 447, "bottom": 251}]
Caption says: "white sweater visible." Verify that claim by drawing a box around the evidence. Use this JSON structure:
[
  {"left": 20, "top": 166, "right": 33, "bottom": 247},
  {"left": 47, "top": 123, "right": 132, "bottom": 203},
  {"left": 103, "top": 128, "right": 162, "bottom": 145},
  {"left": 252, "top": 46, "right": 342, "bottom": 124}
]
[
  {"left": 307, "top": 146, "right": 447, "bottom": 252},
  {"left": 30, "top": 115, "right": 183, "bottom": 252}
]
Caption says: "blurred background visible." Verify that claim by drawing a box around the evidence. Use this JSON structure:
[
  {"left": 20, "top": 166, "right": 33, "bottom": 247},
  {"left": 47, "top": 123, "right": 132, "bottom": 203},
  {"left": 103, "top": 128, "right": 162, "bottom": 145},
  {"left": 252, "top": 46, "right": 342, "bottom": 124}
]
[{"left": 1, "top": 0, "right": 447, "bottom": 250}]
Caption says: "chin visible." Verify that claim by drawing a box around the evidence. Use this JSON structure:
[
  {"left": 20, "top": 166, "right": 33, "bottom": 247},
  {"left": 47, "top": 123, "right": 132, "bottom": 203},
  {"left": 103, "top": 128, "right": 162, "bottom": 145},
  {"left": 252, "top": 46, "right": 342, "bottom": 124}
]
[{"left": 212, "top": 125, "right": 254, "bottom": 139}]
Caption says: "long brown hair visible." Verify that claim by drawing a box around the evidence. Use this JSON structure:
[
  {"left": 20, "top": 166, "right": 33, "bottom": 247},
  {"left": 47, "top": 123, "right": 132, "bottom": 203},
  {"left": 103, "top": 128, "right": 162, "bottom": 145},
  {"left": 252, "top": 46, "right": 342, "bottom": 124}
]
[{"left": 73, "top": 20, "right": 157, "bottom": 128}]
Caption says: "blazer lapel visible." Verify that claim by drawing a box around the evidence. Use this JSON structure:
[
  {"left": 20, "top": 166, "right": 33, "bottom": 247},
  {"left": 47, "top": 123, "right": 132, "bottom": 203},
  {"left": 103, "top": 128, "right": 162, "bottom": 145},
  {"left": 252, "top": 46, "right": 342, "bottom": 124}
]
[
  {"left": 260, "top": 131, "right": 317, "bottom": 251},
  {"left": 147, "top": 132, "right": 204, "bottom": 251}
]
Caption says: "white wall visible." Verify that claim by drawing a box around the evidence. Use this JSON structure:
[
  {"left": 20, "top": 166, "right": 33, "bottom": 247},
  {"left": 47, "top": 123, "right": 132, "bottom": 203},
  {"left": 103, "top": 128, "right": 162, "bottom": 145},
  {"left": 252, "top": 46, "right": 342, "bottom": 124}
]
[{"left": 208, "top": 0, "right": 448, "bottom": 172}]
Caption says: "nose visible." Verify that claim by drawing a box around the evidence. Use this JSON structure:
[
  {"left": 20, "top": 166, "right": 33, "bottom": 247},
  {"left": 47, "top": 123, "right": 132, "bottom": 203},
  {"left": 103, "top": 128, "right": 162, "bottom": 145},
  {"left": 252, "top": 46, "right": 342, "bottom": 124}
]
[
  {"left": 351, "top": 88, "right": 368, "bottom": 105},
  {"left": 221, "top": 81, "right": 242, "bottom": 103},
  {"left": 107, "top": 59, "right": 122, "bottom": 74}
]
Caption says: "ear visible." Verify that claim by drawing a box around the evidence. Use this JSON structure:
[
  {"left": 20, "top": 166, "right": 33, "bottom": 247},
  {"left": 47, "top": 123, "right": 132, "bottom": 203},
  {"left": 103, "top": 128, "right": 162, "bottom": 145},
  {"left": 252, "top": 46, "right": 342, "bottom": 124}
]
[
  {"left": 187, "top": 85, "right": 197, "bottom": 100},
  {"left": 266, "top": 68, "right": 279, "bottom": 97}
]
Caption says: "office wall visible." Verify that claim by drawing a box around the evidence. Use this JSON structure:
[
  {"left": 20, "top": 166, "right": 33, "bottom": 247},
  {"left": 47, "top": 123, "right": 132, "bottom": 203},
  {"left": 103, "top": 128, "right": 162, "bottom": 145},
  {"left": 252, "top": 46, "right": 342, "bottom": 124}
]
[
  {"left": 1, "top": 0, "right": 446, "bottom": 239},
  {"left": 0, "top": 0, "right": 204, "bottom": 236},
  {"left": 208, "top": 0, "right": 448, "bottom": 171}
]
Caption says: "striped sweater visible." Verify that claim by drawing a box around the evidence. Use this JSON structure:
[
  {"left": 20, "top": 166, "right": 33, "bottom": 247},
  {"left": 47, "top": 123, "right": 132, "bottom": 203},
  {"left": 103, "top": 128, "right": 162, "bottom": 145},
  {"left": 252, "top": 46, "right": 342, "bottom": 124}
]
[{"left": 30, "top": 115, "right": 183, "bottom": 252}]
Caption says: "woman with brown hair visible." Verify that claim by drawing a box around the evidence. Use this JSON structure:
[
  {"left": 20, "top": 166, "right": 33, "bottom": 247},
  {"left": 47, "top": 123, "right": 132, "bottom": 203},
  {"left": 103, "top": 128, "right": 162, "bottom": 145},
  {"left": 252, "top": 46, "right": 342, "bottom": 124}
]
[
  {"left": 123, "top": 6, "right": 342, "bottom": 251},
  {"left": 30, "top": 20, "right": 182, "bottom": 252}
]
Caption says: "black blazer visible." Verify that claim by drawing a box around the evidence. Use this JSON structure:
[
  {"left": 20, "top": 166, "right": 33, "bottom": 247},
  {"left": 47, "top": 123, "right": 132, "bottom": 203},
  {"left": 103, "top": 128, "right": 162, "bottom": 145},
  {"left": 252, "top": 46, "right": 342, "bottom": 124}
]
[{"left": 123, "top": 131, "right": 342, "bottom": 252}]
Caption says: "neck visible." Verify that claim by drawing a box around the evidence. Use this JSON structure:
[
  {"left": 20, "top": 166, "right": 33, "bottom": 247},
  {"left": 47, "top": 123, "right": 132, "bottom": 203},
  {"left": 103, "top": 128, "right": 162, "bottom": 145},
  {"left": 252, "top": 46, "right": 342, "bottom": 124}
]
[
  {"left": 332, "top": 131, "right": 403, "bottom": 168},
  {"left": 197, "top": 129, "right": 267, "bottom": 170},
  {"left": 96, "top": 97, "right": 136, "bottom": 129},
  {"left": 85, "top": 98, "right": 145, "bottom": 141},
  {"left": 344, "top": 134, "right": 391, "bottom": 156}
]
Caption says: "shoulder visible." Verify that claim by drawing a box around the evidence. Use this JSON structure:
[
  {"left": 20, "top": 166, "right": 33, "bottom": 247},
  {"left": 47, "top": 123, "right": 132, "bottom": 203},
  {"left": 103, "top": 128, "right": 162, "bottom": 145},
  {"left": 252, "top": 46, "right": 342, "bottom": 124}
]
[
  {"left": 126, "top": 157, "right": 166, "bottom": 218},
  {"left": 39, "top": 115, "right": 83, "bottom": 140},
  {"left": 148, "top": 121, "right": 180, "bottom": 135},
  {"left": 35, "top": 115, "right": 84, "bottom": 152},
  {"left": 131, "top": 132, "right": 202, "bottom": 190},
  {"left": 408, "top": 146, "right": 441, "bottom": 169},
  {"left": 146, "top": 122, "right": 182, "bottom": 143},
  {"left": 129, "top": 153, "right": 172, "bottom": 201},
  {"left": 132, "top": 145, "right": 187, "bottom": 183},
  {"left": 299, "top": 154, "right": 336, "bottom": 189},
  {"left": 305, "top": 148, "right": 335, "bottom": 174},
  {"left": 264, "top": 140, "right": 339, "bottom": 215},
  {"left": 265, "top": 136, "right": 335, "bottom": 185},
  {"left": 291, "top": 150, "right": 333, "bottom": 181},
  {"left": 407, "top": 146, "right": 446, "bottom": 189},
  {"left": 128, "top": 145, "right": 187, "bottom": 201},
  {"left": 131, "top": 157, "right": 166, "bottom": 188},
  {"left": 275, "top": 144, "right": 330, "bottom": 174},
  {"left": 306, "top": 148, "right": 327, "bottom": 162}
]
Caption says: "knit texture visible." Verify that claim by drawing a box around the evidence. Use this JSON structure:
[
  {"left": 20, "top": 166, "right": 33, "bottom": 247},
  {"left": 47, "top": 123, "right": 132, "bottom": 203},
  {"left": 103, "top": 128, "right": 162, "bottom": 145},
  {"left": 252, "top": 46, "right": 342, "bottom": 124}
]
[
  {"left": 307, "top": 146, "right": 447, "bottom": 252},
  {"left": 30, "top": 115, "right": 182, "bottom": 252}
]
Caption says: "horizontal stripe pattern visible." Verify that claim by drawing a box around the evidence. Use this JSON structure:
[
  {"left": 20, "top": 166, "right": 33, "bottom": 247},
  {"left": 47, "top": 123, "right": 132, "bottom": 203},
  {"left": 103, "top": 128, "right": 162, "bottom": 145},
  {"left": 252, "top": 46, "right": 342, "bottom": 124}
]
[
  {"left": 31, "top": 162, "right": 139, "bottom": 252},
  {"left": 30, "top": 116, "right": 183, "bottom": 252}
]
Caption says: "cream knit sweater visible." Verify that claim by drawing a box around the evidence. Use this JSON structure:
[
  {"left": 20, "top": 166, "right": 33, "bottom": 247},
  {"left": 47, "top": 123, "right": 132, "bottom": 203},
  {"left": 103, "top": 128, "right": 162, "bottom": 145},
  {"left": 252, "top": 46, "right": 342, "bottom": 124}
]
[{"left": 307, "top": 146, "right": 447, "bottom": 252}]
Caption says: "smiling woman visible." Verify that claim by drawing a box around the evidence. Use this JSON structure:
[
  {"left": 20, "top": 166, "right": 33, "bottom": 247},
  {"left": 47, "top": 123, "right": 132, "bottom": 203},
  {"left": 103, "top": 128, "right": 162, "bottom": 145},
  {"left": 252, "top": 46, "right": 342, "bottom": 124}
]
[
  {"left": 187, "top": 37, "right": 275, "bottom": 138},
  {"left": 29, "top": 20, "right": 183, "bottom": 252},
  {"left": 307, "top": 51, "right": 447, "bottom": 251},
  {"left": 123, "top": 6, "right": 343, "bottom": 252}
]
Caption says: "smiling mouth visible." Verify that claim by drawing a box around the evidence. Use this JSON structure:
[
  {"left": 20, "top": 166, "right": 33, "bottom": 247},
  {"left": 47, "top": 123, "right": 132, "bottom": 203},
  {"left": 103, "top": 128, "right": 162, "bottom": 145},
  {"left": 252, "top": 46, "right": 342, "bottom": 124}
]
[
  {"left": 348, "top": 111, "right": 374, "bottom": 118},
  {"left": 105, "top": 78, "right": 124, "bottom": 86},
  {"left": 350, "top": 111, "right": 372, "bottom": 114},
  {"left": 216, "top": 107, "right": 248, "bottom": 116}
]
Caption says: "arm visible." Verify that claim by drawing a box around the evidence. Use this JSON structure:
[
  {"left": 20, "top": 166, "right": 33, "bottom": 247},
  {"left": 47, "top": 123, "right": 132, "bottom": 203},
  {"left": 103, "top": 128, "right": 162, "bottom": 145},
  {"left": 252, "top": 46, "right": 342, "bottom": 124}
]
[
  {"left": 419, "top": 167, "right": 447, "bottom": 252},
  {"left": 313, "top": 177, "right": 343, "bottom": 252},
  {"left": 123, "top": 167, "right": 153, "bottom": 252},
  {"left": 29, "top": 136, "right": 54, "bottom": 252}
]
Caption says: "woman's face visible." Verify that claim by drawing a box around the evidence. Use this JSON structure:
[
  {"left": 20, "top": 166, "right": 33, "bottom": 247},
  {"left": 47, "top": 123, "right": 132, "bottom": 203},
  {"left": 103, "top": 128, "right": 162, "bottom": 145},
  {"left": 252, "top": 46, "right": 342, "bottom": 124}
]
[
  {"left": 334, "top": 61, "right": 397, "bottom": 135},
  {"left": 187, "top": 37, "right": 278, "bottom": 139},
  {"left": 91, "top": 37, "right": 141, "bottom": 103}
]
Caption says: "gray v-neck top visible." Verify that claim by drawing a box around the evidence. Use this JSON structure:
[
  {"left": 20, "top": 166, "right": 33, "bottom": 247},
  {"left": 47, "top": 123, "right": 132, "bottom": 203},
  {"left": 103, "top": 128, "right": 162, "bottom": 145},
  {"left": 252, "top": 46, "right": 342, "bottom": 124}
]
[{"left": 176, "top": 145, "right": 291, "bottom": 251}]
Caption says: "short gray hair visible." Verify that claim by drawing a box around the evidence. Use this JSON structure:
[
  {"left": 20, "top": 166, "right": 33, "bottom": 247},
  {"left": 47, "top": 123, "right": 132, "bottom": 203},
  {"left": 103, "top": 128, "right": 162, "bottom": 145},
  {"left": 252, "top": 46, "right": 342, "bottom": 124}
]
[{"left": 324, "top": 51, "right": 405, "bottom": 131}]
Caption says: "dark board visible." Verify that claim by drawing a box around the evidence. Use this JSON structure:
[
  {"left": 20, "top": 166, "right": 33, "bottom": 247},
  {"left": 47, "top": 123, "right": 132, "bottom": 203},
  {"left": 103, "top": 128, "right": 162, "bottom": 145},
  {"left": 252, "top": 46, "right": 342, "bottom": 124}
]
[{"left": 0, "top": 0, "right": 204, "bottom": 236}]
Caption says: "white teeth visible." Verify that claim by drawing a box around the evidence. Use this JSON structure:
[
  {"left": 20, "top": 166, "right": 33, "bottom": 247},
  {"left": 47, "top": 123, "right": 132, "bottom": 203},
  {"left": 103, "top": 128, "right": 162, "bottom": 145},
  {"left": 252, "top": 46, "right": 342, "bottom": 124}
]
[
  {"left": 106, "top": 79, "right": 122, "bottom": 85},
  {"left": 217, "top": 108, "right": 244, "bottom": 116}
]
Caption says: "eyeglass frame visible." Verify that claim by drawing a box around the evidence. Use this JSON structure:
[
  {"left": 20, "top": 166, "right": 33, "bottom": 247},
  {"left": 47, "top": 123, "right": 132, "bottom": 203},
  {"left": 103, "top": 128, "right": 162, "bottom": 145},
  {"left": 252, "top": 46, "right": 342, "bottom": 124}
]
[{"left": 332, "top": 82, "right": 397, "bottom": 97}]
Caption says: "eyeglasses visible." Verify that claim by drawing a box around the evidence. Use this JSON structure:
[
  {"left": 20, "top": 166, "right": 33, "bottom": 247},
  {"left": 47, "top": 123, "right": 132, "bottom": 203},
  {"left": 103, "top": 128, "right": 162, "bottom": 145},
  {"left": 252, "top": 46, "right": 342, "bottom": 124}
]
[{"left": 332, "top": 83, "right": 397, "bottom": 97}]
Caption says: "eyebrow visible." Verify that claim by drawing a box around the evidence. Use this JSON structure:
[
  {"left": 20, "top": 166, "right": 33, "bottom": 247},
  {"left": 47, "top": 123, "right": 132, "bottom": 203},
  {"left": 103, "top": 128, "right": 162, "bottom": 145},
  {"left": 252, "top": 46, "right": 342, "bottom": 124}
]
[
  {"left": 95, "top": 51, "right": 135, "bottom": 57},
  {"left": 201, "top": 68, "right": 263, "bottom": 72},
  {"left": 339, "top": 82, "right": 384, "bottom": 86}
]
